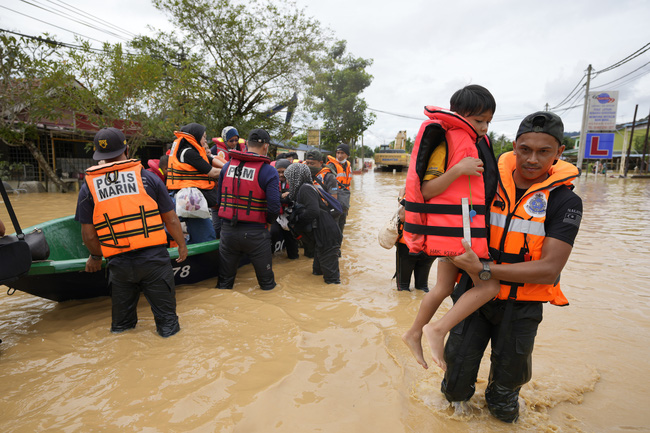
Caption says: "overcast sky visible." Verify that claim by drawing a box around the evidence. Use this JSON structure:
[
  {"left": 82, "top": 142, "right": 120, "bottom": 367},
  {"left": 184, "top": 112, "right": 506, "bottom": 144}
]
[{"left": 1, "top": 0, "right": 649, "bottom": 148}]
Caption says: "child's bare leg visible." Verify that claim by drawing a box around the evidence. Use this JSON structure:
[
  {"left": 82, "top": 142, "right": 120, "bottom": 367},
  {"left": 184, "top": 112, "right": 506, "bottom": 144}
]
[
  {"left": 402, "top": 259, "right": 458, "bottom": 369},
  {"left": 423, "top": 269, "right": 500, "bottom": 371}
]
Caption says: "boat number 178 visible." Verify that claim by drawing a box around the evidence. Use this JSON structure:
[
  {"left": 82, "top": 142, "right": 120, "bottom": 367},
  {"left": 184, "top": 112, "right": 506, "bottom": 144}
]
[{"left": 173, "top": 265, "right": 191, "bottom": 278}]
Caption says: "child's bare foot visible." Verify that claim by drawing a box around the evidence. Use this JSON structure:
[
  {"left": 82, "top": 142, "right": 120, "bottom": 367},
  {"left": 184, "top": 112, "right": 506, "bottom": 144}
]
[
  {"left": 402, "top": 329, "right": 428, "bottom": 369},
  {"left": 423, "top": 322, "right": 447, "bottom": 371}
]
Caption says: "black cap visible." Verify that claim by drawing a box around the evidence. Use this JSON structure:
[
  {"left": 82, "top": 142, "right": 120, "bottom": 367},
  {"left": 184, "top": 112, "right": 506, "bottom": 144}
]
[
  {"left": 305, "top": 149, "right": 323, "bottom": 162},
  {"left": 93, "top": 127, "right": 127, "bottom": 160},
  {"left": 516, "top": 111, "right": 564, "bottom": 145},
  {"left": 248, "top": 128, "right": 271, "bottom": 144},
  {"left": 336, "top": 143, "right": 350, "bottom": 156}
]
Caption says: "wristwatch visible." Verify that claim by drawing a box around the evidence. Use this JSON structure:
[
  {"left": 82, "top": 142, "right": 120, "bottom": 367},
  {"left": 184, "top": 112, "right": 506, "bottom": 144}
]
[
  {"left": 90, "top": 254, "right": 103, "bottom": 261},
  {"left": 478, "top": 262, "right": 492, "bottom": 281}
]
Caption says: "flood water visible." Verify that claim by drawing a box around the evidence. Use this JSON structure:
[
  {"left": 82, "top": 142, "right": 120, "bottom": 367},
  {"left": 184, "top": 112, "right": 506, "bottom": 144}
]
[{"left": 1, "top": 171, "right": 649, "bottom": 432}]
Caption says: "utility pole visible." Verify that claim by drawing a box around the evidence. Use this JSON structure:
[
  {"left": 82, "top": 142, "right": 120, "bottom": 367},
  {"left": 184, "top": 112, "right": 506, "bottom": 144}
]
[
  {"left": 576, "top": 64, "right": 592, "bottom": 171},
  {"left": 544, "top": 103, "right": 550, "bottom": 111},
  {"left": 623, "top": 105, "right": 639, "bottom": 177},
  {"left": 642, "top": 108, "right": 650, "bottom": 173}
]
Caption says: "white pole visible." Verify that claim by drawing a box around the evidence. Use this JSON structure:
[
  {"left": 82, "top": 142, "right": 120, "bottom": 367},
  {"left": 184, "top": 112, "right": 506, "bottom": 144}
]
[{"left": 576, "top": 64, "right": 592, "bottom": 172}]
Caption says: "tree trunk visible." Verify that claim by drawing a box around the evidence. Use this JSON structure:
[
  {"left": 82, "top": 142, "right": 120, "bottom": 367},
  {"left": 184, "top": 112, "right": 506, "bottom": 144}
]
[{"left": 23, "top": 141, "right": 66, "bottom": 191}]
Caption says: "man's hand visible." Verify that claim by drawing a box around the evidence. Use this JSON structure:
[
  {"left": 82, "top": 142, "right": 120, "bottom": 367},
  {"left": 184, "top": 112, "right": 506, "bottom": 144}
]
[
  {"left": 176, "top": 243, "right": 188, "bottom": 263},
  {"left": 448, "top": 239, "right": 482, "bottom": 276},
  {"left": 85, "top": 256, "right": 103, "bottom": 272}
]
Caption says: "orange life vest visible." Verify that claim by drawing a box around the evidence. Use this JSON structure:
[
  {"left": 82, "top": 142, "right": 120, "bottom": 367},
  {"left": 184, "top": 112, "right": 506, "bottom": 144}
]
[
  {"left": 403, "top": 107, "right": 492, "bottom": 258},
  {"left": 489, "top": 152, "right": 579, "bottom": 305},
  {"left": 166, "top": 131, "right": 216, "bottom": 191},
  {"left": 211, "top": 137, "right": 247, "bottom": 161},
  {"left": 326, "top": 155, "right": 352, "bottom": 190},
  {"left": 85, "top": 159, "right": 167, "bottom": 258}
]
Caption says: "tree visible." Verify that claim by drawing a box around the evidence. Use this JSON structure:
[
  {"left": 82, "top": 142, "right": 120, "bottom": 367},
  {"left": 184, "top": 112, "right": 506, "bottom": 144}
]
[
  {"left": 304, "top": 40, "right": 375, "bottom": 153},
  {"left": 0, "top": 33, "right": 70, "bottom": 190},
  {"left": 145, "top": 0, "right": 327, "bottom": 139}
]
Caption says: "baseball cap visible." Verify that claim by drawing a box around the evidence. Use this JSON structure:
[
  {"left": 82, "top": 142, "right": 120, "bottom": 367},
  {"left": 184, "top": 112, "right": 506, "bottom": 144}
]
[
  {"left": 248, "top": 128, "right": 271, "bottom": 144},
  {"left": 516, "top": 111, "right": 564, "bottom": 145},
  {"left": 305, "top": 149, "right": 323, "bottom": 162},
  {"left": 93, "top": 127, "right": 127, "bottom": 160}
]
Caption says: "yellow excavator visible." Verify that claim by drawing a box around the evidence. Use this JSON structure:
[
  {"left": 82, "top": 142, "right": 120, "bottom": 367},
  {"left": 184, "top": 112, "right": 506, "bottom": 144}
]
[{"left": 374, "top": 130, "right": 410, "bottom": 171}]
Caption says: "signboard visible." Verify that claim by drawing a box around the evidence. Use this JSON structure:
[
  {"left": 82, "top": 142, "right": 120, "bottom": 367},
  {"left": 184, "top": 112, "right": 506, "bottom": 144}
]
[
  {"left": 587, "top": 91, "right": 618, "bottom": 131},
  {"left": 307, "top": 129, "right": 320, "bottom": 148},
  {"left": 583, "top": 133, "right": 614, "bottom": 159}
]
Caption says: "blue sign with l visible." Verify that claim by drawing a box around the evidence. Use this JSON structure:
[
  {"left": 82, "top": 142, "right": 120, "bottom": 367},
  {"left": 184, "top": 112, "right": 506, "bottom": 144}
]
[{"left": 584, "top": 133, "right": 614, "bottom": 159}]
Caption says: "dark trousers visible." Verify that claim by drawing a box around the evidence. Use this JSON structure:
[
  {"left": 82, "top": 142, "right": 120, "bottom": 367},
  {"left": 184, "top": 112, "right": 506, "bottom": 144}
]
[
  {"left": 395, "top": 242, "right": 435, "bottom": 291},
  {"left": 108, "top": 257, "right": 179, "bottom": 337},
  {"left": 441, "top": 290, "right": 543, "bottom": 423},
  {"left": 270, "top": 221, "right": 299, "bottom": 259},
  {"left": 218, "top": 222, "right": 276, "bottom": 290},
  {"left": 338, "top": 208, "right": 348, "bottom": 234},
  {"left": 313, "top": 245, "right": 341, "bottom": 284}
]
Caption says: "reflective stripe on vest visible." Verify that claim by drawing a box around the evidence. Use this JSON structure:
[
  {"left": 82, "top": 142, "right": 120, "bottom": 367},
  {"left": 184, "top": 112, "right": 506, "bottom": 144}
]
[
  {"left": 403, "top": 107, "right": 491, "bottom": 258},
  {"left": 85, "top": 159, "right": 167, "bottom": 257},
  {"left": 490, "top": 152, "right": 579, "bottom": 305},
  {"left": 166, "top": 131, "right": 216, "bottom": 190},
  {"left": 218, "top": 151, "right": 270, "bottom": 224}
]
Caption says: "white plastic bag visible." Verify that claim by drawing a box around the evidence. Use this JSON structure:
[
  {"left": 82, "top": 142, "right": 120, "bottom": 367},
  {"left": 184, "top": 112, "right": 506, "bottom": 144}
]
[
  {"left": 175, "top": 187, "right": 210, "bottom": 219},
  {"left": 378, "top": 205, "right": 401, "bottom": 249}
]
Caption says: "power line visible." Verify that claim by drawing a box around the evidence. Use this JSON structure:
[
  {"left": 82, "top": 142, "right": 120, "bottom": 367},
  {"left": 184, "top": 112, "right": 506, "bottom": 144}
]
[
  {"left": 595, "top": 42, "right": 650, "bottom": 74},
  {"left": 45, "top": 0, "right": 138, "bottom": 39},
  {"left": 368, "top": 107, "right": 422, "bottom": 120},
  {"left": 550, "top": 74, "right": 587, "bottom": 110},
  {"left": 592, "top": 60, "right": 650, "bottom": 89},
  {"left": 0, "top": 4, "right": 108, "bottom": 45},
  {"left": 19, "top": 0, "right": 131, "bottom": 42}
]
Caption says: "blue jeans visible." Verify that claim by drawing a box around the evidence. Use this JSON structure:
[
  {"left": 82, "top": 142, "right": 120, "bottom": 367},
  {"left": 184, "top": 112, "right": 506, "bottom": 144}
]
[{"left": 185, "top": 217, "right": 216, "bottom": 244}]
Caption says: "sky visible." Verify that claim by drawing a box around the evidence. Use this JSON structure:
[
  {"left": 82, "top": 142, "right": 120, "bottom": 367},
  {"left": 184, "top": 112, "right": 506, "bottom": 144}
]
[{"left": 1, "top": 0, "right": 649, "bottom": 149}]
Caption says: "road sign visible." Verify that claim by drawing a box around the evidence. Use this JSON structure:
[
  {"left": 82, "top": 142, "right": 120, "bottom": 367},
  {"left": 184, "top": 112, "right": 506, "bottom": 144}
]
[
  {"left": 583, "top": 133, "right": 614, "bottom": 159},
  {"left": 587, "top": 91, "right": 618, "bottom": 131},
  {"left": 307, "top": 129, "right": 320, "bottom": 148}
]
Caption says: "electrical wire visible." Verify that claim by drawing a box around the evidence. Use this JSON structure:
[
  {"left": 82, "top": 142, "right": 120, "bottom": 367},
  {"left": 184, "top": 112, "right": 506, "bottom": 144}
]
[
  {"left": 19, "top": 0, "right": 131, "bottom": 42},
  {"left": 592, "top": 60, "right": 650, "bottom": 90},
  {"left": 0, "top": 5, "right": 108, "bottom": 45},
  {"left": 367, "top": 107, "right": 422, "bottom": 120},
  {"left": 45, "top": 0, "right": 138, "bottom": 39},
  {"left": 595, "top": 42, "right": 650, "bottom": 74}
]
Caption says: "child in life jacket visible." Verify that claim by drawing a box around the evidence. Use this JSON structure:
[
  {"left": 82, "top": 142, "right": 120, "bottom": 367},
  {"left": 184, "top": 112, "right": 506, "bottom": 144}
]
[{"left": 401, "top": 85, "right": 500, "bottom": 371}]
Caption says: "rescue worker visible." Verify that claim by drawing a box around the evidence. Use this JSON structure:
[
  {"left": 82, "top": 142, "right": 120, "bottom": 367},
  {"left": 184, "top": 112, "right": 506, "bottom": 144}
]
[
  {"left": 305, "top": 149, "right": 338, "bottom": 196},
  {"left": 210, "top": 126, "right": 246, "bottom": 161},
  {"left": 443, "top": 112, "right": 583, "bottom": 423},
  {"left": 302, "top": 149, "right": 338, "bottom": 258},
  {"left": 216, "top": 128, "right": 281, "bottom": 291},
  {"left": 326, "top": 143, "right": 352, "bottom": 234},
  {"left": 166, "top": 123, "right": 222, "bottom": 244},
  {"left": 75, "top": 127, "right": 188, "bottom": 337}
]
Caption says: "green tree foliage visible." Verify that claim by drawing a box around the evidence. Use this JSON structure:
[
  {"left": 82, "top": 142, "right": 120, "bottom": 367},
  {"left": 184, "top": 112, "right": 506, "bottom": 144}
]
[
  {"left": 0, "top": 33, "right": 71, "bottom": 188},
  {"left": 146, "top": 0, "right": 326, "bottom": 139},
  {"left": 305, "top": 40, "right": 375, "bottom": 153}
]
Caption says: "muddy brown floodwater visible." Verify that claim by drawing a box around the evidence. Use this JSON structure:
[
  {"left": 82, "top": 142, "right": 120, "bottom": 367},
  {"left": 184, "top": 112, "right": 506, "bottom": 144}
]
[{"left": 1, "top": 171, "right": 649, "bottom": 432}]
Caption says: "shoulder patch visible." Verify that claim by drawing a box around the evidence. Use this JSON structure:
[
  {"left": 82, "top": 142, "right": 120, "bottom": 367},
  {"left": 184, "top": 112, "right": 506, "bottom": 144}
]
[{"left": 563, "top": 208, "right": 582, "bottom": 227}]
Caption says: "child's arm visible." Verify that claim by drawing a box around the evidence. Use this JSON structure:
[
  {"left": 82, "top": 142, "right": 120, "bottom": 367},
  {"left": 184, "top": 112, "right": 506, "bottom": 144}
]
[{"left": 421, "top": 157, "right": 484, "bottom": 201}]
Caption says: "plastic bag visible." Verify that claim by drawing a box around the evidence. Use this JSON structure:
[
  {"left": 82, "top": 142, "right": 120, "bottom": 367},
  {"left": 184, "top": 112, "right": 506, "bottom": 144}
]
[
  {"left": 175, "top": 187, "right": 210, "bottom": 219},
  {"left": 378, "top": 205, "right": 401, "bottom": 249}
]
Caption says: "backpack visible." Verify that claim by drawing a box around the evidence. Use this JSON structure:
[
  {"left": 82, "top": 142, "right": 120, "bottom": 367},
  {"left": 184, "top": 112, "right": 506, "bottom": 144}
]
[{"left": 312, "top": 178, "right": 343, "bottom": 219}]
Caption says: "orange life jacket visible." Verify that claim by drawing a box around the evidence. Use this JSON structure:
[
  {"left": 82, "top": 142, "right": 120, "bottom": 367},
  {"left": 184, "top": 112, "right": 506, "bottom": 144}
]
[
  {"left": 403, "top": 107, "right": 492, "bottom": 258},
  {"left": 211, "top": 137, "right": 247, "bottom": 161},
  {"left": 166, "top": 131, "right": 216, "bottom": 191},
  {"left": 85, "top": 159, "right": 167, "bottom": 258},
  {"left": 489, "top": 152, "right": 579, "bottom": 305},
  {"left": 326, "top": 155, "right": 352, "bottom": 190}
]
